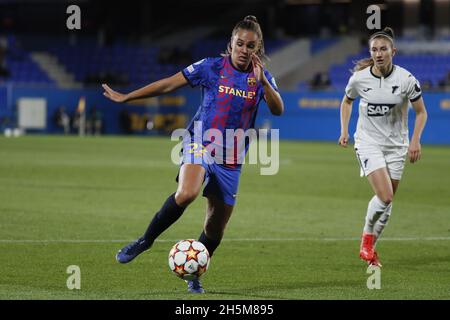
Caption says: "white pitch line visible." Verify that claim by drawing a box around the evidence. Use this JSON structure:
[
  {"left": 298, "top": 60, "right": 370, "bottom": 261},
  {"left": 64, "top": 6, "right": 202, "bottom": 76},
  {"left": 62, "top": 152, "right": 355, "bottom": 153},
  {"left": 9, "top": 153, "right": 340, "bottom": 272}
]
[{"left": 1, "top": 237, "right": 450, "bottom": 243}]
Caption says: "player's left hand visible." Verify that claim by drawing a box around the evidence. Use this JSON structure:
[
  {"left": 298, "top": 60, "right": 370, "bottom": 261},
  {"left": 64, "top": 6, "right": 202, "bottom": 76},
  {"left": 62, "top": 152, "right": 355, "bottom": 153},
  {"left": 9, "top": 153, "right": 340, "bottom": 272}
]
[
  {"left": 251, "top": 53, "right": 268, "bottom": 85},
  {"left": 408, "top": 140, "right": 421, "bottom": 163},
  {"left": 102, "top": 84, "right": 129, "bottom": 103}
]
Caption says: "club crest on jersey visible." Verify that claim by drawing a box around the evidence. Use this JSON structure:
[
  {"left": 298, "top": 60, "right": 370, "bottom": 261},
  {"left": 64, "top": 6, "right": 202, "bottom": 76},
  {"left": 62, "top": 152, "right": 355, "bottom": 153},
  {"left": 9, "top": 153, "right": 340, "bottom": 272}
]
[
  {"left": 364, "top": 159, "right": 369, "bottom": 168},
  {"left": 247, "top": 77, "right": 256, "bottom": 86},
  {"left": 367, "top": 103, "right": 396, "bottom": 116},
  {"left": 391, "top": 86, "right": 399, "bottom": 94}
]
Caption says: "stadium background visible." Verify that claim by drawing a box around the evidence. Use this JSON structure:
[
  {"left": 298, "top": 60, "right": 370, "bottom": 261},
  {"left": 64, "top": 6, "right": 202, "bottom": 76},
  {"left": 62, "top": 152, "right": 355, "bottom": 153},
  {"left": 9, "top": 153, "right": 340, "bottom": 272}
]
[
  {"left": 1, "top": 0, "right": 450, "bottom": 301},
  {"left": 1, "top": 0, "right": 449, "bottom": 142}
]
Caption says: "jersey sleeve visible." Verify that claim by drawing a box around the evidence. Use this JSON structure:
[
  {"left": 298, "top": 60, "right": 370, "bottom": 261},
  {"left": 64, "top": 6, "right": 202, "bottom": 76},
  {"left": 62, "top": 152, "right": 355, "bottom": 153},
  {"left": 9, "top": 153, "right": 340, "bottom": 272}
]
[
  {"left": 405, "top": 74, "right": 422, "bottom": 102},
  {"left": 182, "top": 58, "right": 211, "bottom": 87},
  {"left": 263, "top": 69, "right": 279, "bottom": 93},
  {"left": 345, "top": 74, "right": 358, "bottom": 100}
]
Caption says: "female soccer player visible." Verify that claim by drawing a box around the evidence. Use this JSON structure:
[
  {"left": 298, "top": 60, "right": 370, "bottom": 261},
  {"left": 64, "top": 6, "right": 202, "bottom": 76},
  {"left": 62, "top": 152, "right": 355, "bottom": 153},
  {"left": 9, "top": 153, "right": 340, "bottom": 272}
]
[
  {"left": 338, "top": 27, "right": 427, "bottom": 267},
  {"left": 102, "top": 16, "right": 283, "bottom": 293}
]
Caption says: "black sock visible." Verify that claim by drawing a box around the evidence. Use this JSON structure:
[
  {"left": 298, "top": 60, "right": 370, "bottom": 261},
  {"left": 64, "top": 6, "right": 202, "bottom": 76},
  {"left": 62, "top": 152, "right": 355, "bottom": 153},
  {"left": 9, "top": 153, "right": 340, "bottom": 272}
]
[
  {"left": 143, "top": 193, "right": 186, "bottom": 244},
  {"left": 198, "top": 231, "right": 221, "bottom": 257}
]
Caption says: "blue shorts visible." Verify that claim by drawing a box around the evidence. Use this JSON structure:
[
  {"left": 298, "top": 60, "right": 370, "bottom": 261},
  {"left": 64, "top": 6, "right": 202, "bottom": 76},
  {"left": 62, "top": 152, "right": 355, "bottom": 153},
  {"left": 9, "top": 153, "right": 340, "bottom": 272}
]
[{"left": 179, "top": 141, "right": 241, "bottom": 206}]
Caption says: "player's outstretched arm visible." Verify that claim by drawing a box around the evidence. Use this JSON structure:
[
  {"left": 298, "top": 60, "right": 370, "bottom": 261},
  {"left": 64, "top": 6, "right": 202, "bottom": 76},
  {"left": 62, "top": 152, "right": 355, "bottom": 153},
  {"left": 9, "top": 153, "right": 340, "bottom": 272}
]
[
  {"left": 408, "top": 97, "right": 428, "bottom": 163},
  {"left": 102, "top": 72, "right": 188, "bottom": 103},
  {"left": 338, "top": 95, "right": 353, "bottom": 147}
]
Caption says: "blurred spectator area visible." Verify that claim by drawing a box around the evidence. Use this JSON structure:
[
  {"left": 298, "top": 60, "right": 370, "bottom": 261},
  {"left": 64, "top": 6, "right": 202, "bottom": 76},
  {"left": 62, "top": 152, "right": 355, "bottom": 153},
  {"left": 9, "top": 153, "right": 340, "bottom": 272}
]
[
  {"left": 328, "top": 51, "right": 450, "bottom": 91},
  {"left": 1, "top": 32, "right": 450, "bottom": 92},
  {"left": 46, "top": 37, "right": 293, "bottom": 88},
  {"left": 0, "top": 35, "right": 54, "bottom": 85}
]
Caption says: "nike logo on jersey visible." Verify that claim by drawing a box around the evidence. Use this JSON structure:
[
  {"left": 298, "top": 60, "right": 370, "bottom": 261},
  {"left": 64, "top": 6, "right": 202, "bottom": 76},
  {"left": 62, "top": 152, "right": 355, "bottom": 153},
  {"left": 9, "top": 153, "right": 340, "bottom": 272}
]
[
  {"left": 392, "top": 86, "right": 399, "bottom": 94},
  {"left": 363, "top": 88, "right": 372, "bottom": 92},
  {"left": 367, "top": 103, "right": 396, "bottom": 116}
]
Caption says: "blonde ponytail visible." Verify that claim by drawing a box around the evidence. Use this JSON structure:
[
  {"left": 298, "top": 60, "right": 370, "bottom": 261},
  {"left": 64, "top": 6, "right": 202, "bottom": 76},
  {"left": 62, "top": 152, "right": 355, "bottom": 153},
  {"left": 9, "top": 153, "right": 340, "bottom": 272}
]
[{"left": 352, "top": 57, "right": 374, "bottom": 73}]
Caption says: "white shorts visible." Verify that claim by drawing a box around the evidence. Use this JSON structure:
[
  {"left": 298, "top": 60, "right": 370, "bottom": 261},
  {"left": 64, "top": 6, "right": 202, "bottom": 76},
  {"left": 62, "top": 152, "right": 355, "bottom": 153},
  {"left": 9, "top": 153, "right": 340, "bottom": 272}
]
[{"left": 354, "top": 144, "right": 408, "bottom": 180}]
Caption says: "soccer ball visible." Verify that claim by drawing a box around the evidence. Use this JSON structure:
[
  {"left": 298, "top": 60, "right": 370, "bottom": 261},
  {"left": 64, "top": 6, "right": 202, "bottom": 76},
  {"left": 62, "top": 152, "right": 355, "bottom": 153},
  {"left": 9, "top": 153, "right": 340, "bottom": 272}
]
[{"left": 168, "top": 239, "right": 210, "bottom": 280}]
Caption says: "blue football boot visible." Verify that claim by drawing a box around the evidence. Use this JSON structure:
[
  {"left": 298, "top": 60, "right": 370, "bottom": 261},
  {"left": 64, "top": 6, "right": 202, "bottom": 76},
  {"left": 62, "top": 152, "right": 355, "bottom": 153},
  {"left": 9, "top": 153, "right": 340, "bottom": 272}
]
[
  {"left": 186, "top": 278, "right": 205, "bottom": 294},
  {"left": 116, "top": 237, "right": 151, "bottom": 264}
]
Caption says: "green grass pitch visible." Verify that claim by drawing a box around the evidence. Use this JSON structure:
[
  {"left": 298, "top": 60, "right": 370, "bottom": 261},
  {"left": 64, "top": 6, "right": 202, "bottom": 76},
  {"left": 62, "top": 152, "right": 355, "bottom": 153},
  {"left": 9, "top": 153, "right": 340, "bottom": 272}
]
[{"left": 0, "top": 135, "right": 449, "bottom": 299}]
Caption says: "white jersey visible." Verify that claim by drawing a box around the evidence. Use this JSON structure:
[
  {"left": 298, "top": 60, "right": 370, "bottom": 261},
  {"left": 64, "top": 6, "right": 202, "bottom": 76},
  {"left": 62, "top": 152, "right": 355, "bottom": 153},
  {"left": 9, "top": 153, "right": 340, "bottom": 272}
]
[{"left": 345, "top": 65, "right": 422, "bottom": 147}]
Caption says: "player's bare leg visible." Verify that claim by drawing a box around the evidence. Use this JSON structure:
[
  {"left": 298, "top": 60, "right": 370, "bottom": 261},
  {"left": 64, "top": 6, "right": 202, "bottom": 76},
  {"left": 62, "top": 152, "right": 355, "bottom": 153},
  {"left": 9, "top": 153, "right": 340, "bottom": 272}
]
[
  {"left": 367, "top": 168, "right": 395, "bottom": 204},
  {"left": 175, "top": 164, "right": 206, "bottom": 206}
]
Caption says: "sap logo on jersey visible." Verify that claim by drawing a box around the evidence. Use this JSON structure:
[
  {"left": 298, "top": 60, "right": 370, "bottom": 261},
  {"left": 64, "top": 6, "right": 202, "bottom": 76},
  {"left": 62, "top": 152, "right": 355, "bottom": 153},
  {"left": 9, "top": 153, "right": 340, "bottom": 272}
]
[{"left": 367, "top": 103, "right": 396, "bottom": 116}]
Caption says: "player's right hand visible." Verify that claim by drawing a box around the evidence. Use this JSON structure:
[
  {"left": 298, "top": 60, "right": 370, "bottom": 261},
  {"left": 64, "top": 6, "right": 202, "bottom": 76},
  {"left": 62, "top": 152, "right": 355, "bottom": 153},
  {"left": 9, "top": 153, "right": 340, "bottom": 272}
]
[
  {"left": 102, "top": 84, "right": 128, "bottom": 103},
  {"left": 338, "top": 134, "right": 349, "bottom": 147}
]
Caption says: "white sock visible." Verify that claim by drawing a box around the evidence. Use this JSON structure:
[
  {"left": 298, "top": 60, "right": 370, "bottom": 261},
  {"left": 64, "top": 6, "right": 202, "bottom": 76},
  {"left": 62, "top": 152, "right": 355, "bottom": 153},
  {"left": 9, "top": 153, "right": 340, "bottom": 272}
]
[
  {"left": 363, "top": 196, "right": 389, "bottom": 234},
  {"left": 373, "top": 203, "right": 392, "bottom": 247}
]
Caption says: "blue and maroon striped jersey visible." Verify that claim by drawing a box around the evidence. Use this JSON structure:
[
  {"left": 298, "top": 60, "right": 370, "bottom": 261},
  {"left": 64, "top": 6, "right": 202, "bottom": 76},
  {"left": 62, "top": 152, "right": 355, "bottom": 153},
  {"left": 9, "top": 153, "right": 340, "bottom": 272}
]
[{"left": 181, "top": 56, "right": 278, "bottom": 166}]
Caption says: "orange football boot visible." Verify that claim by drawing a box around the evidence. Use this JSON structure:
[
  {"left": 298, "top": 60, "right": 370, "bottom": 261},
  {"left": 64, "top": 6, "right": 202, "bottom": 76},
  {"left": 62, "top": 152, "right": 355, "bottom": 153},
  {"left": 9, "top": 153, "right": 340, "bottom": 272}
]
[
  {"left": 359, "top": 233, "right": 375, "bottom": 261},
  {"left": 368, "top": 250, "right": 382, "bottom": 267}
]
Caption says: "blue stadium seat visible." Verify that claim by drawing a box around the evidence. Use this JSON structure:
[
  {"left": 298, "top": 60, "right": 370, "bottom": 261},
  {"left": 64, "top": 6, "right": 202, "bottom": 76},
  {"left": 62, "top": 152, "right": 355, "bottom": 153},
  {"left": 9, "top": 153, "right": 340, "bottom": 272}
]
[{"left": 323, "top": 48, "right": 450, "bottom": 90}]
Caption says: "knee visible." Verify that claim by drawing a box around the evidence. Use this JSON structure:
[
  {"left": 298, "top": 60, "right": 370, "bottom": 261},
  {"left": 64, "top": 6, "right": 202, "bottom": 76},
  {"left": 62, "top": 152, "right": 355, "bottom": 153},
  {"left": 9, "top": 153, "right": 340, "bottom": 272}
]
[
  {"left": 175, "top": 189, "right": 199, "bottom": 207},
  {"left": 378, "top": 194, "right": 393, "bottom": 206}
]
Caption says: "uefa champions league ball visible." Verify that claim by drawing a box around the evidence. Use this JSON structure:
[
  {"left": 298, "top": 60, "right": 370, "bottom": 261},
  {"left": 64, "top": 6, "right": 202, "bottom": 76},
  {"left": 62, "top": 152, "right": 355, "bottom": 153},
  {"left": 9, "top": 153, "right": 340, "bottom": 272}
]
[{"left": 168, "top": 239, "right": 210, "bottom": 280}]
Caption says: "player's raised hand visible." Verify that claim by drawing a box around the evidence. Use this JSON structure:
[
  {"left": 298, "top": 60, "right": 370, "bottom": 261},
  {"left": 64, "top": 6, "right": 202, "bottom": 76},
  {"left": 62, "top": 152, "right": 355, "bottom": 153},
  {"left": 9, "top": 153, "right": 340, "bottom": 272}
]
[
  {"left": 102, "top": 84, "right": 129, "bottom": 103},
  {"left": 251, "top": 53, "right": 267, "bottom": 84}
]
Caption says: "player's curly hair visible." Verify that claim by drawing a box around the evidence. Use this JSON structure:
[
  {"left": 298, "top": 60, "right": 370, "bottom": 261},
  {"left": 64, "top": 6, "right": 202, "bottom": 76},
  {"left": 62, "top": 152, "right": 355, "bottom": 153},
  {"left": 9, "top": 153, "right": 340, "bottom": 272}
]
[
  {"left": 352, "top": 27, "right": 395, "bottom": 73},
  {"left": 224, "top": 15, "right": 268, "bottom": 64}
]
